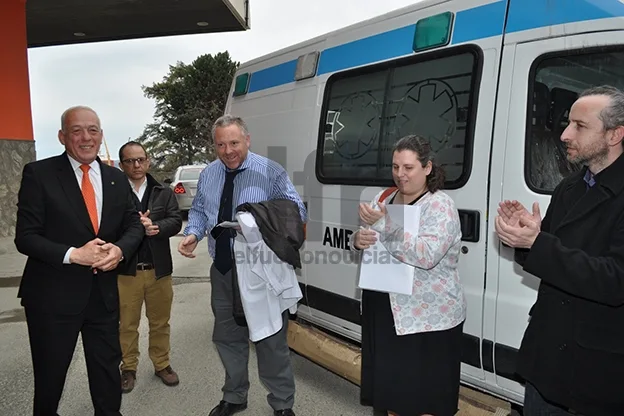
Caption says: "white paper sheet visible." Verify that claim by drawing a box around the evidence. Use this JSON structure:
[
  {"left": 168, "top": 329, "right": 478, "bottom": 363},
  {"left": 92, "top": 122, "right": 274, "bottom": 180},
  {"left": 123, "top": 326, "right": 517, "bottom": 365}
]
[{"left": 357, "top": 204, "right": 421, "bottom": 295}]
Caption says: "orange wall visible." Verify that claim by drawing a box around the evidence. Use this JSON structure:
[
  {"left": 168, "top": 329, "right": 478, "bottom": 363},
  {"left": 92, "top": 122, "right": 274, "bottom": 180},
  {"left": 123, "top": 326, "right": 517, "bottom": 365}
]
[{"left": 0, "top": 0, "right": 33, "bottom": 141}]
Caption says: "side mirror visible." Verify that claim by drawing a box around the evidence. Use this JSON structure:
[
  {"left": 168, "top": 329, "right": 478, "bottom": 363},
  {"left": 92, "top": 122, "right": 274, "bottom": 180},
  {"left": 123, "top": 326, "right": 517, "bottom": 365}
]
[{"left": 163, "top": 178, "right": 172, "bottom": 185}]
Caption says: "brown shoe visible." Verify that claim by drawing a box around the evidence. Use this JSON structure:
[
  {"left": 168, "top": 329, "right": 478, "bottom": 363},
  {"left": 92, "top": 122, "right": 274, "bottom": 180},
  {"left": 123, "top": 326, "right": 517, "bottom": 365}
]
[
  {"left": 121, "top": 370, "right": 136, "bottom": 393},
  {"left": 155, "top": 365, "right": 179, "bottom": 386}
]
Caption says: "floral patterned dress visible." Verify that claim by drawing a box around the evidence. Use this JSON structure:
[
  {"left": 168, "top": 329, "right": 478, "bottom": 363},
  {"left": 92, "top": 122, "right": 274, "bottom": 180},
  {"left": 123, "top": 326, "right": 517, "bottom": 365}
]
[{"left": 357, "top": 188, "right": 466, "bottom": 416}]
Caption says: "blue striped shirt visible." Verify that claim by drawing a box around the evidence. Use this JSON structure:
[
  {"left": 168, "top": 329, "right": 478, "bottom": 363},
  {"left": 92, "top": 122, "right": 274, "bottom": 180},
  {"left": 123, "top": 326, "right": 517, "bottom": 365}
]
[{"left": 183, "top": 151, "right": 307, "bottom": 258}]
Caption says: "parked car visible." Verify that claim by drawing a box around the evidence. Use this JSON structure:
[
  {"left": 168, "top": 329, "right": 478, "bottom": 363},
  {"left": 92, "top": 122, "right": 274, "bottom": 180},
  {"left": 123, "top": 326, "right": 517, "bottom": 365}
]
[{"left": 164, "top": 164, "right": 207, "bottom": 212}]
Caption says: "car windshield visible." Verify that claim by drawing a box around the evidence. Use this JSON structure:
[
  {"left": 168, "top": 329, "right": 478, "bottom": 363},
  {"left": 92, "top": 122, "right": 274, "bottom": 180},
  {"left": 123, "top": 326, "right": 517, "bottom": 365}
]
[{"left": 179, "top": 168, "right": 203, "bottom": 180}]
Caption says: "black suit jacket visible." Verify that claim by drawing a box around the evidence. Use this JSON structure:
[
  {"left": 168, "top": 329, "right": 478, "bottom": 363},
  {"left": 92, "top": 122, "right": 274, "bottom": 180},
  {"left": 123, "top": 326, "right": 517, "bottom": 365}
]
[
  {"left": 515, "top": 153, "right": 624, "bottom": 415},
  {"left": 14, "top": 153, "right": 144, "bottom": 315}
]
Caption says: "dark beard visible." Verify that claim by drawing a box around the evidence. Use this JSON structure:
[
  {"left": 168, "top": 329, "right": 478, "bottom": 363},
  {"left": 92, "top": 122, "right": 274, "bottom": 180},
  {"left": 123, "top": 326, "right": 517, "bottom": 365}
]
[{"left": 566, "top": 141, "right": 609, "bottom": 166}]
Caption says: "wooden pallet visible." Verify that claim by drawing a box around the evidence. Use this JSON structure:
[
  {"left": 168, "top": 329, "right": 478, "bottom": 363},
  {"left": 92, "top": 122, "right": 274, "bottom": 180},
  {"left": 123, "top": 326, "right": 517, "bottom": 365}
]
[
  {"left": 457, "top": 385, "right": 511, "bottom": 415},
  {"left": 287, "top": 320, "right": 512, "bottom": 416}
]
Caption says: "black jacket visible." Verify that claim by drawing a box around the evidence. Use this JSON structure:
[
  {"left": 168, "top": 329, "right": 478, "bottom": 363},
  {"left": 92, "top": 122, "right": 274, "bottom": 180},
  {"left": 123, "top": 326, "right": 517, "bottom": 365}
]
[
  {"left": 514, "top": 153, "right": 624, "bottom": 416},
  {"left": 236, "top": 199, "right": 305, "bottom": 269},
  {"left": 119, "top": 173, "right": 182, "bottom": 279}
]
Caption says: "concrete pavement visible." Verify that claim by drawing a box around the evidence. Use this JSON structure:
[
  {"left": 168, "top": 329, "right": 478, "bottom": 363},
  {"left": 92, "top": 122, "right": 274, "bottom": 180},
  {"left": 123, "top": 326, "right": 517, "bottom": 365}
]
[
  {"left": 0, "top": 233, "right": 366, "bottom": 416},
  {"left": 0, "top": 231, "right": 511, "bottom": 416}
]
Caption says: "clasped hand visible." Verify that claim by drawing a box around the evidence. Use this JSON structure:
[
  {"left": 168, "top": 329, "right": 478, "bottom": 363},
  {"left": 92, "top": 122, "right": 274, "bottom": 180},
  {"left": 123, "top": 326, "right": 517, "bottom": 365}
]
[
  {"left": 494, "top": 200, "right": 542, "bottom": 249},
  {"left": 70, "top": 238, "right": 123, "bottom": 271}
]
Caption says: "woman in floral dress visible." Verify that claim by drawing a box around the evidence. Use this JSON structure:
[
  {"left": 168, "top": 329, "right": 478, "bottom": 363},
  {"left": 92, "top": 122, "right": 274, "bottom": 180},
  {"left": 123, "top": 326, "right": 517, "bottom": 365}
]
[{"left": 353, "top": 135, "right": 467, "bottom": 416}]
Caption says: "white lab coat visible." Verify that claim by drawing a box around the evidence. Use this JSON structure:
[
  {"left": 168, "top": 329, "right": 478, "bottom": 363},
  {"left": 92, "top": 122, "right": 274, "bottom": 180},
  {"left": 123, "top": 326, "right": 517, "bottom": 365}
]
[{"left": 233, "top": 212, "right": 302, "bottom": 342}]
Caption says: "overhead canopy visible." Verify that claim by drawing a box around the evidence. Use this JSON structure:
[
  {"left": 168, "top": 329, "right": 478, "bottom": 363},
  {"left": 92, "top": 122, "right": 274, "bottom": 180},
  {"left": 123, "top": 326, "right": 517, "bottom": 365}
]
[{"left": 26, "top": 0, "right": 250, "bottom": 48}]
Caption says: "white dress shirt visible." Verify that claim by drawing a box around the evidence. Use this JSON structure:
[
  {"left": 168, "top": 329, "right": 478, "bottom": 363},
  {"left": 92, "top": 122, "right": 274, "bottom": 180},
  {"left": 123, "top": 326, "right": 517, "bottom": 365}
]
[
  {"left": 233, "top": 212, "right": 302, "bottom": 342},
  {"left": 129, "top": 176, "right": 147, "bottom": 201},
  {"left": 63, "top": 155, "right": 103, "bottom": 264}
]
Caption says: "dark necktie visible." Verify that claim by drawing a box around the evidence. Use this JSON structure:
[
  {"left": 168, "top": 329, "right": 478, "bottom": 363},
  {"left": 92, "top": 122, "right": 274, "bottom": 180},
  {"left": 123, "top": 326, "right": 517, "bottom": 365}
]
[
  {"left": 213, "top": 168, "right": 244, "bottom": 275},
  {"left": 584, "top": 174, "right": 595, "bottom": 192}
]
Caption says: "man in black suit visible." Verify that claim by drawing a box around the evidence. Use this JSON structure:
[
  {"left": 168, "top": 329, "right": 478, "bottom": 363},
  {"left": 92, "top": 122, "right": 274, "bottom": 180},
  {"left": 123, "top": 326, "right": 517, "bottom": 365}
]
[
  {"left": 495, "top": 86, "right": 624, "bottom": 416},
  {"left": 14, "top": 105, "right": 144, "bottom": 416}
]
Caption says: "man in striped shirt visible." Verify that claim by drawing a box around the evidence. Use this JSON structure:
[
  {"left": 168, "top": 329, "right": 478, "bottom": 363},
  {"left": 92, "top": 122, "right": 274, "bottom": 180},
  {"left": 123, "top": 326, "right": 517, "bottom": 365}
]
[{"left": 178, "top": 114, "right": 306, "bottom": 416}]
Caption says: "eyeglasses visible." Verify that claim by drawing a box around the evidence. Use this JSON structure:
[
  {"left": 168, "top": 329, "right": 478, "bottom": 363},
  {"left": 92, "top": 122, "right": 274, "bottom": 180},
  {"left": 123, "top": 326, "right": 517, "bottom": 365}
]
[{"left": 121, "top": 157, "right": 148, "bottom": 165}]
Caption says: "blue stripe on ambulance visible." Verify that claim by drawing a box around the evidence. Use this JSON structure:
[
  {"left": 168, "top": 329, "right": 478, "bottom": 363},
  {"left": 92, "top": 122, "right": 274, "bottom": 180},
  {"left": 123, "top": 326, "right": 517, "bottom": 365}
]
[{"left": 246, "top": 0, "right": 624, "bottom": 94}]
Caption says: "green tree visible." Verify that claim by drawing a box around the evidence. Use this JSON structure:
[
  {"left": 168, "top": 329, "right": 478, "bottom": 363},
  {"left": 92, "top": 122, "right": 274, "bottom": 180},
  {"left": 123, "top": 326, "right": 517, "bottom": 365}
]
[{"left": 138, "top": 51, "right": 239, "bottom": 172}]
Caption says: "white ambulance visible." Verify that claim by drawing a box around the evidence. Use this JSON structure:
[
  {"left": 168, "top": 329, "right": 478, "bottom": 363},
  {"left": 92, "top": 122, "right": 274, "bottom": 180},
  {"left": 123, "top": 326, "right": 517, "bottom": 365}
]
[{"left": 224, "top": 0, "right": 624, "bottom": 407}]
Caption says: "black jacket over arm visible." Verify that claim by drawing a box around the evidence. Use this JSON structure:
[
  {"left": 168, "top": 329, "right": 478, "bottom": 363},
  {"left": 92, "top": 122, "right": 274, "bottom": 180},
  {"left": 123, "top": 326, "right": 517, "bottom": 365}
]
[
  {"left": 14, "top": 154, "right": 144, "bottom": 315},
  {"left": 236, "top": 199, "right": 305, "bottom": 269},
  {"left": 514, "top": 153, "right": 624, "bottom": 416},
  {"left": 229, "top": 199, "right": 305, "bottom": 327}
]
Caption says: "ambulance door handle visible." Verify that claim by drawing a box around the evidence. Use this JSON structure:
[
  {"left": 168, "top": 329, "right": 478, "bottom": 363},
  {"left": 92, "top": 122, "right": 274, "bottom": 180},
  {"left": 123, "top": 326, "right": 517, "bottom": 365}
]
[{"left": 458, "top": 209, "right": 480, "bottom": 243}]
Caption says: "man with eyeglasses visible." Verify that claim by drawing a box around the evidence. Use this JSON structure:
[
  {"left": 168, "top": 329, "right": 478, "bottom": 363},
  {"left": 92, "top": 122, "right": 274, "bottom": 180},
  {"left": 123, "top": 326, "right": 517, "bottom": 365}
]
[{"left": 116, "top": 141, "right": 183, "bottom": 393}]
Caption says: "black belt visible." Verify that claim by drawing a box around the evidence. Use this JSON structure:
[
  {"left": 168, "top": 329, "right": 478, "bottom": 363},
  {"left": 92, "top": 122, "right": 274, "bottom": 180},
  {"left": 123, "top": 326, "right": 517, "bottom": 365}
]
[{"left": 137, "top": 263, "right": 154, "bottom": 271}]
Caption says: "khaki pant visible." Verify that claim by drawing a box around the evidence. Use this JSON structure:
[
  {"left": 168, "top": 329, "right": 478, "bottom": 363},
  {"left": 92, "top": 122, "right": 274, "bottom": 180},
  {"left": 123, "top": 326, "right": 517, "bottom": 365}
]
[{"left": 118, "top": 270, "right": 173, "bottom": 372}]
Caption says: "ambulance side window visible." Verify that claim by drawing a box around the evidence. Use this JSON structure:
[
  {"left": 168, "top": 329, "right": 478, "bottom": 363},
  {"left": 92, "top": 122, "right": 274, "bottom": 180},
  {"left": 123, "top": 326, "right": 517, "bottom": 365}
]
[
  {"left": 526, "top": 48, "right": 624, "bottom": 194},
  {"left": 317, "top": 47, "right": 481, "bottom": 188}
]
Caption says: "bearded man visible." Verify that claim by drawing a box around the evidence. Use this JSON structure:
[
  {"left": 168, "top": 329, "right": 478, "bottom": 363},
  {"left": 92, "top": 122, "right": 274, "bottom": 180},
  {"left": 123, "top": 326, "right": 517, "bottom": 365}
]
[{"left": 495, "top": 85, "right": 624, "bottom": 416}]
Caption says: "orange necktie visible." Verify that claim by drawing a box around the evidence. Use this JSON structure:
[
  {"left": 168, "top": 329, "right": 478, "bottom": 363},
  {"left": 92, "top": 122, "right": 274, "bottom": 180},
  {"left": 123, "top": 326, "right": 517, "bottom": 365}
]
[{"left": 80, "top": 164, "right": 99, "bottom": 234}]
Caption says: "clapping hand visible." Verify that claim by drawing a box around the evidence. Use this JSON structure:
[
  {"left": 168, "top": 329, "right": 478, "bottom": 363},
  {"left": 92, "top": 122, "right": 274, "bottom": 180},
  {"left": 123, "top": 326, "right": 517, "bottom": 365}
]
[
  {"left": 497, "top": 200, "right": 528, "bottom": 226},
  {"left": 353, "top": 229, "right": 378, "bottom": 250},
  {"left": 495, "top": 201, "right": 542, "bottom": 249},
  {"left": 359, "top": 202, "right": 386, "bottom": 226}
]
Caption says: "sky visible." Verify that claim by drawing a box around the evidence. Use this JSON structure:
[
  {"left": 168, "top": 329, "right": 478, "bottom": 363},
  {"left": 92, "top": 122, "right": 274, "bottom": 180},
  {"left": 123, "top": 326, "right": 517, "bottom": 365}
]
[{"left": 27, "top": 0, "right": 422, "bottom": 161}]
